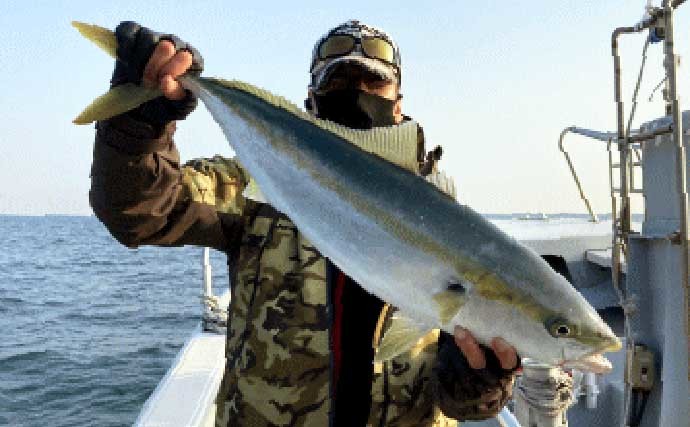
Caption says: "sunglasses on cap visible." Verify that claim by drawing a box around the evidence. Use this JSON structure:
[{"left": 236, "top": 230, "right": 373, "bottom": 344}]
[{"left": 317, "top": 34, "right": 399, "bottom": 70}]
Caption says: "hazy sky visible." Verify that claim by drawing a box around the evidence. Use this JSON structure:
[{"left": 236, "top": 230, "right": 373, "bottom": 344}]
[{"left": 0, "top": 0, "right": 686, "bottom": 215}]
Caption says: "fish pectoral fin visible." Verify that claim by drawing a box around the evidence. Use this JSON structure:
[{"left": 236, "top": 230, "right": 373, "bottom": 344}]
[
  {"left": 374, "top": 314, "right": 432, "bottom": 363},
  {"left": 432, "top": 288, "right": 467, "bottom": 325},
  {"left": 73, "top": 84, "right": 162, "bottom": 125},
  {"left": 242, "top": 178, "right": 269, "bottom": 203}
]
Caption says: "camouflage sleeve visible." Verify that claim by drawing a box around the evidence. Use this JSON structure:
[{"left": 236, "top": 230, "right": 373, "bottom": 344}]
[
  {"left": 432, "top": 331, "right": 518, "bottom": 421},
  {"left": 90, "top": 114, "right": 251, "bottom": 251}
]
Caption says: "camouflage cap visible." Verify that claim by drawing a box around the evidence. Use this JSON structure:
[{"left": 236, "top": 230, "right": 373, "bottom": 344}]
[{"left": 310, "top": 20, "right": 401, "bottom": 90}]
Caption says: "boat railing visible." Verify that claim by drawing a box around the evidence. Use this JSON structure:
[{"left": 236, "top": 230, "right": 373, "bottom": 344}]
[
  {"left": 557, "top": 126, "right": 616, "bottom": 223},
  {"left": 200, "top": 247, "right": 228, "bottom": 334}
]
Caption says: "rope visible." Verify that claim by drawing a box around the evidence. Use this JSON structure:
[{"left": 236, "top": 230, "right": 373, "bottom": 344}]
[
  {"left": 514, "top": 369, "right": 574, "bottom": 417},
  {"left": 201, "top": 294, "right": 228, "bottom": 332}
]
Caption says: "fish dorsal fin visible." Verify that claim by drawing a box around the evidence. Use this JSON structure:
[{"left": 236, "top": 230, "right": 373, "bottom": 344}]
[
  {"left": 374, "top": 313, "right": 432, "bottom": 363},
  {"left": 425, "top": 170, "right": 458, "bottom": 200},
  {"left": 193, "top": 78, "right": 420, "bottom": 173}
]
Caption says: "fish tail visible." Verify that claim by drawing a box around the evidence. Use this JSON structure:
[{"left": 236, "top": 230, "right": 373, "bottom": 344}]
[
  {"left": 71, "top": 22, "right": 118, "bottom": 59},
  {"left": 71, "top": 21, "right": 162, "bottom": 124}
]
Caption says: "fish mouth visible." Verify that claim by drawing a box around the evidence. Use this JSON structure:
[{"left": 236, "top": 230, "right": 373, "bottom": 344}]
[
  {"left": 602, "top": 338, "right": 623, "bottom": 353},
  {"left": 561, "top": 339, "right": 621, "bottom": 374},
  {"left": 558, "top": 334, "right": 621, "bottom": 374},
  {"left": 590, "top": 335, "right": 623, "bottom": 366},
  {"left": 573, "top": 331, "right": 622, "bottom": 358},
  {"left": 561, "top": 353, "right": 613, "bottom": 374}
]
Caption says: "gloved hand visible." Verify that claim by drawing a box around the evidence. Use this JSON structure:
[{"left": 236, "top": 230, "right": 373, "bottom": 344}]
[
  {"left": 111, "top": 21, "right": 204, "bottom": 126},
  {"left": 433, "top": 331, "right": 519, "bottom": 421}
]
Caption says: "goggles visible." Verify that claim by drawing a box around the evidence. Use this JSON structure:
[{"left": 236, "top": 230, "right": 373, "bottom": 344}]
[{"left": 316, "top": 34, "right": 400, "bottom": 71}]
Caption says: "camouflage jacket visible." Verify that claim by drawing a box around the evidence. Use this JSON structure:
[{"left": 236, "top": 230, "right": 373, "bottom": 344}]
[{"left": 90, "top": 115, "right": 516, "bottom": 427}]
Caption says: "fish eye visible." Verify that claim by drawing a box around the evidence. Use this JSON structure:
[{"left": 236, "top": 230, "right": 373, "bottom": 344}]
[{"left": 545, "top": 317, "right": 577, "bottom": 338}]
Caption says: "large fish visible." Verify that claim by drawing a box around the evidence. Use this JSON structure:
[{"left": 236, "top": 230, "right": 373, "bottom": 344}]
[{"left": 74, "top": 22, "right": 621, "bottom": 372}]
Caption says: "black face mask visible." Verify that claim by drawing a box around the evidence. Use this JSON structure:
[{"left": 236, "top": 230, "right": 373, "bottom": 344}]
[{"left": 312, "top": 89, "right": 397, "bottom": 129}]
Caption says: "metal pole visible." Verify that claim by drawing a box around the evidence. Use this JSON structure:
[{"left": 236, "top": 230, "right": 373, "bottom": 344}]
[
  {"left": 612, "top": 29, "right": 633, "bottom": 240},
  {"left": 628, "top": 124, "right": 673, "bottom": 142},
  {"left": 202, "top": 247, "right": 213, "bottom": 321},
  {"left": 663, "top": 0, "right": 690, "bottom": 383},
  {"left": 558, "top": 127, "right": 600, "bottom": 222},
  {"left": 611, "top": 31, "right": 635, "bottom": 364},
  {"left": 568, "top": 127, "right": 618, "bottom": 142},
  {"left": 203, "top": 247, "right": 212, "bottom": 298}
]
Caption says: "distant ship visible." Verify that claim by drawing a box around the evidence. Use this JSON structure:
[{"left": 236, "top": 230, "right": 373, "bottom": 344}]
[{"left": 518, "top": 213, "right": 549, "bottom": 221}]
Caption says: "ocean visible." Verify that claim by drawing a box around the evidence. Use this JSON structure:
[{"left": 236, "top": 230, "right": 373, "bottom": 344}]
[{"left": 0, "top": 215, "right": 229, "bottom": 427}]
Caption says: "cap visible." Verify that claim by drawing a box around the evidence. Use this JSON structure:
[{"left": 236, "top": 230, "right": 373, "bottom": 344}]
[{"left": 310, "top": 20, "right": 401, "bottom": 91}]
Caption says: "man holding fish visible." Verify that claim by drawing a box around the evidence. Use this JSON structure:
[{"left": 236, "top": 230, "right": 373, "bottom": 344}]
[{"left": 89, "top": 20, "right": 527, "bottom": 426}]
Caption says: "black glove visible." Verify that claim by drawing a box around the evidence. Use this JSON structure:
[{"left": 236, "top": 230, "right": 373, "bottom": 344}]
[
  {"left": 433, "top": 331, "right": 519, "bottom": 421},
  {"left": 111, "top": 21, "right": 204, "bottom": 126}
]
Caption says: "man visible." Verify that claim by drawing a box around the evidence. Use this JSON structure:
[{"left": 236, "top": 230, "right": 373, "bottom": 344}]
[{"left": 90, "top": 20, "right": 519, "bottom": 426}]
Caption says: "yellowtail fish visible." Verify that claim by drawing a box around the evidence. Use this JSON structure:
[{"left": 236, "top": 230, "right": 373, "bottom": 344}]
[{"left": 74, "top": 22, "right": 621, "bottom": 371}]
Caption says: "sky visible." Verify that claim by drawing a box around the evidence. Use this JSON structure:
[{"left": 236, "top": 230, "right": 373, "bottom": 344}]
[{"left": 0, "top": 0, "right": 687, "bottom": 215}]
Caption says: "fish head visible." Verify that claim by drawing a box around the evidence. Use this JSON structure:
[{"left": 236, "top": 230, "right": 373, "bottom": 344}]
[
  {"left": 467, "top": 267, "right": 622, "bottom": 372},
  {"left": 498, "top": 309, "right": 621, "bottom": 373},
  {"left": 535, "top": 298, "right": 622, "bottom": 373}
]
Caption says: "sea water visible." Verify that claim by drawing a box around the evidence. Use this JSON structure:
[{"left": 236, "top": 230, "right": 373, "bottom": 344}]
[{"left": 0, "top": 215, "right": 228, "bottom": 427}]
